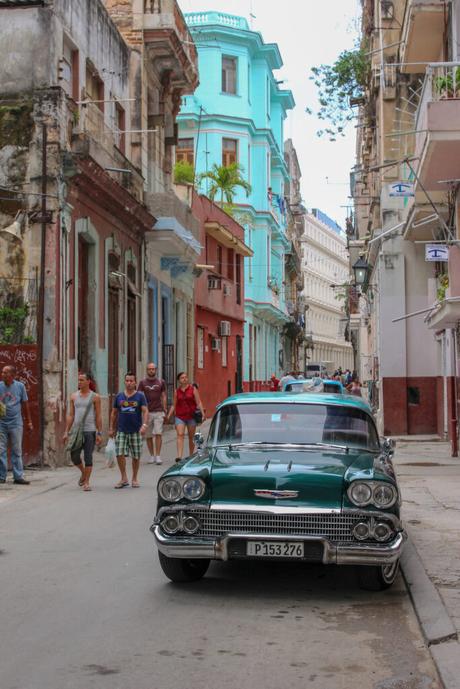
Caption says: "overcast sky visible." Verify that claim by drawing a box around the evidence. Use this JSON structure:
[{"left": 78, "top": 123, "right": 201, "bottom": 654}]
[{"left": 181, "top": 0, "right": 361, "bottom": 228}]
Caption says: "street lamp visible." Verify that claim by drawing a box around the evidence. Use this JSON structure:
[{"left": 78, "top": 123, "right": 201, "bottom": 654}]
[{"left": 352, "top": 255, "right": 371, "bottom": 287}]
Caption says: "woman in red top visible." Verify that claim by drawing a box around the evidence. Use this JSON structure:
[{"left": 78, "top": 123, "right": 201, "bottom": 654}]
[{"left": 167, "top": 372, "right": 205, "bottom": 462}]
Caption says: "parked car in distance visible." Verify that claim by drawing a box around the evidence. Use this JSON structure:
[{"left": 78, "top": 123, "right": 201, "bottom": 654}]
[
  {"left": 151, "top": 392, "right": 405, "bottom": 590},
  {"left": 283, "top": 378, "right": 344, "bottom": 395}
]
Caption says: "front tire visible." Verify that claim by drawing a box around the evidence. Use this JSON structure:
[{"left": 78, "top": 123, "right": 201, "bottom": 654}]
[
  {"left": 357, "top": 560, "right": 399, "bottom": 591},
  {"left": 158, "top": 552, "right": 210, "bottom": 582}
]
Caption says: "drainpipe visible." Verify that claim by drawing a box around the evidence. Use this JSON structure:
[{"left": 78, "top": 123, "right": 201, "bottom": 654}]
[
  {"left": 450, "top": 328, "right": 458, "bottom": 457},
  {"left": 442, "top": 332, "right": 448, "bottom": 440},
  {"left": 37, "top": 124, "right": 47, "bottom": 466}
]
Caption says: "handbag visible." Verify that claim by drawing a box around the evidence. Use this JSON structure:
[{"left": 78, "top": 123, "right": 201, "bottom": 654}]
[
  {"left": 193, "top": 409, "right": 203, "bottom": 425},
  {"left": 66, "top": 393, "right": 94, "bottom": 453}
]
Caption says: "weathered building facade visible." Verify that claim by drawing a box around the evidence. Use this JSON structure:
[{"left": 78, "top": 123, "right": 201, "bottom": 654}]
[
  {"left": 190, "top": 190, "right": 252, "bottom": 413},
  {"left": 0, "top": 0, "right": 199, "bottom": 463},
  {"left": 352, "top": 0, "right": 460, "bottom": 438}
]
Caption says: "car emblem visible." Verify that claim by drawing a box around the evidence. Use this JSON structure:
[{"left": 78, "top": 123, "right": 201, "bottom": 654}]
[{"left": 254, "top": 489, "right": 299, "bottom": 499}]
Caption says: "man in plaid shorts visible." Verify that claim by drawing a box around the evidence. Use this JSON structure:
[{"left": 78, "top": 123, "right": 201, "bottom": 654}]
[{"left": 109, "top": 372, "right": 149, "bottom": 489}]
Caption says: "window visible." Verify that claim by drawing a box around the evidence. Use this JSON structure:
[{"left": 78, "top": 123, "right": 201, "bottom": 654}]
[
  {"left": 115, "top": 102, "right": 125, "bottom": 154},
  {"left": 222, "top": 138, "right": 238, "bottom": 167},
  {"left": 222, "top": 55, "right": 237, "bottom": 94},
  {"left": 85, "top": 63, "right": 104, "bottom": 112},
  {"left": 197, "top": 327, "right": 204, "bottom": 369},
  {"left": 236, "top": 254, "right": 242, "bottom": 305},
  {"left": 176, "top": 137, "right": 194, "bottom": 165},
  {"left": 217, "top": 245, "right": 223, "bottom": 275},
  {"left": 60, "top": 38, "right": 79, "bottom": 100},
  {"left": 227, "top": 249, "right": 234, "bottom": 280}
]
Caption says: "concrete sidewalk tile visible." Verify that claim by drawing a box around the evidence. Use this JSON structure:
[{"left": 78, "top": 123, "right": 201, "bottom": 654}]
[
  {"left": 430, "top": 639, "right": 460, "bottom": 689},
  {"left": 401, "top": 538, "right": 457, "bottom": 645}
]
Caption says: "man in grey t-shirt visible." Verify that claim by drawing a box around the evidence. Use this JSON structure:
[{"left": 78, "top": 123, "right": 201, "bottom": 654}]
[{"left": 0, "top": 365, "right": 33, "bottom": 485}]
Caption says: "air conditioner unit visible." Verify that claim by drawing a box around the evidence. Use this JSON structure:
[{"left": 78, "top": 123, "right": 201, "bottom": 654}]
[
  {"left": 223, "top": 283, "right": 232, "bottom": 297},
  {"left": 211, "top": 337, "right": 221, "bottom": 351},
  {"left": 219, "top": 321, "right": 231, "bottom": 337},
  {"left": 208, "top": 277, "right": 221, "bottom": 290}
]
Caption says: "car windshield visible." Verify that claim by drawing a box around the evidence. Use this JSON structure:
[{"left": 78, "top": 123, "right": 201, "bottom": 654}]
[{"left": 211, "top": 403, "right": 379, "bottom": 451}]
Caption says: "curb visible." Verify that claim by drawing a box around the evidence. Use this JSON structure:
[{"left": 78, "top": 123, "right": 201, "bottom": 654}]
[{"left": 401, "top": 535, "right": 460, "bottom": 689}]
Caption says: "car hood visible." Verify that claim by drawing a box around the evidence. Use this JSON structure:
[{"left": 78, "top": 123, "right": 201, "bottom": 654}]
[{"left": 209, "top": 447, "right": 375, "bottom": 510}]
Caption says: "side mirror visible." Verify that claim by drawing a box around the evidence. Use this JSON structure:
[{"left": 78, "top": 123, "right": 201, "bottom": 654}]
[
  {"left": 194, "top": 432, "right": 204, "bottom": 449},
  {"left": 382, "top": 437, "right": 395, "bottom": 455}
]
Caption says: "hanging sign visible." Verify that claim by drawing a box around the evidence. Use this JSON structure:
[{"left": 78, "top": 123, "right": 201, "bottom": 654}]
[
  {"left": 425, "top": 244, "right": 449, "bottom": 262},
  {"left": 388, "top": 182, "right": 414, "bottom": 197}
]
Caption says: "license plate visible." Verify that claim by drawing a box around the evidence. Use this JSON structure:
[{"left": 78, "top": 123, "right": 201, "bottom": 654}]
[{"left": 246, "top": 541, "right": 304, "bottom": 558}]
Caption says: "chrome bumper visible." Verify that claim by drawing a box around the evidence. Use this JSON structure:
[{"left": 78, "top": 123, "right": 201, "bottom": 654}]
[{"left": 151, "top": 525, "right": 407, "bottom": 566}]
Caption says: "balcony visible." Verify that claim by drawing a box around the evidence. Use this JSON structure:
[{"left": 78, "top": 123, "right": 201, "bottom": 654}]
[
  {"left": 400, "top": 0, "right": 445, "bottom": 74},
  {"left": 414, "top": 63, "right": 460, "bottom": 191},
  {"left": 426, "top": 247, "right": 460, "bottom": 329},
  {"left": 402, "top": 192, "right": 448, "bottom": 241},
  {"left": 134, "top": 0, "right": 198, "bottom": 92}
]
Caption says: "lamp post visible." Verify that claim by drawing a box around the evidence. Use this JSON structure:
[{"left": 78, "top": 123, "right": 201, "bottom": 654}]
[{"left": 352, "top": 255, "right": 371, "bottom": 287}]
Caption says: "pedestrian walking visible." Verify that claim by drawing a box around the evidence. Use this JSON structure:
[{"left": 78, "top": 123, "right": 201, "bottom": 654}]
[
  {"left": 279, "top": 371, "right": 296, "bottom": 390},
  {"left": 167, "top": 372, "right": 205, "bottom": 462},
  {"left": 347, "top": 378, "right": 362, "bottom": 397},
  {"left": 110, "top": 372, "right": 148, "bottom": 489},
  {"left": 138, "top": 363, "right": 167, "bottom": 465},
  {"left": 63, "top": 372, "right": 102, "bottom": 491},
  {"left": 0, "top": 365, "right": 33, "bottom": 485},
  {"left": 269, "top": 373, "right": 280, "bottom": 391}
]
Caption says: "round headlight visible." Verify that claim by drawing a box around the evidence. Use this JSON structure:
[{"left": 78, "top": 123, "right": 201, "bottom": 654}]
[
  {"left": 353, "top": 522, "right": 370, "bottom": 541},
  {"left": 183, "top": 515, "right": 200, "bottom": 534},
  {"left": 373, "top": 483, "right": 397, "bottom": 508},
  {"left": 373, "top": 522, "right": 392, "bottom": 542},
  {"left": 349, "top": 481, "right": 372, "bottom": 506},
  {"left": 183, "top": 478, "right": 205, "bottom": 500},
  {"left": 159, "top": 479, "right": 182, "bottom": 502},
  {"left": 161, "top": 514, "right": 180, "bottom": 534}
]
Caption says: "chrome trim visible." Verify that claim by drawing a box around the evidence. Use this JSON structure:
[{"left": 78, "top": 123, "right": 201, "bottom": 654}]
[
  {"left": 347, "top": 480, "right": 398, "bottom": 509},
  {"left": 342, "top": 508, "right": 402, "bottom": 531},
  {"left": 254, "top": 490, "right": 299, "bottom": 499},
  {"left": 209, "top": 503, "right": 341, "bottom": 514},
  {"left": 152, "top": 525, "right": 406, "bottom": 566}
]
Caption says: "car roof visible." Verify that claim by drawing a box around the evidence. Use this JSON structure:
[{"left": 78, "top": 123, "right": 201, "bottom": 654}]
[{"left": 217, "top": 391, "right": 372, "bottom": 413}]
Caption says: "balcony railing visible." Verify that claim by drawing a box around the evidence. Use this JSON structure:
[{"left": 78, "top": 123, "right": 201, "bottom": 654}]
[
  {"left": 76, "top": 101, "right": 123, "bottom": 152},
  {"left": 186, "top": 11, "right": 249, "bottom": 30},
  {"left": 415, "top": 62, "right": 460, "bottom": 156}
]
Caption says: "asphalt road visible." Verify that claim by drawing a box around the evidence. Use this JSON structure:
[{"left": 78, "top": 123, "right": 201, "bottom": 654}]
[{"left": 0, "top": 444, "right": 441, "bottom": 689}]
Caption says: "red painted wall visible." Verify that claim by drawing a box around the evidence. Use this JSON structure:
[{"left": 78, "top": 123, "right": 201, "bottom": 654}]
[
  {"left": 383, "top": 376, "right": 438, "bottom": 436},
  {"left": 0, "top": 345, "right": 40, "bottom": 465},
  {"left": 192, "top": 193, "right": 246, "bottom": 413}
]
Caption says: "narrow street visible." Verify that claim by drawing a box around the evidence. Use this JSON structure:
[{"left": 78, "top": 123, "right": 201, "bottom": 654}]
[{"left": 1, "top": 439, "right": 441, "bottom": 689}]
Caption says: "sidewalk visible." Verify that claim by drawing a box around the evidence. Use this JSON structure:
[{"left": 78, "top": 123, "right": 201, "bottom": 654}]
[
  {"left": 393, "top": 438, "right": 460, "bottom": 689},
  {"left": 0, "top": 421, "right": 210, "bottom": 507}
]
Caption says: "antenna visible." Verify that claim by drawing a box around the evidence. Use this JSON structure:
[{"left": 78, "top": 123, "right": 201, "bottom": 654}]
[{"left": 249, "top": 0, "right": 256, "bottom": 29}]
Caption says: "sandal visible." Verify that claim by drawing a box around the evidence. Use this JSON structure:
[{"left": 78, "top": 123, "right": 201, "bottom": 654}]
[
  {"left": 78, "top": 477, "right": 85, "bottom": 487},
  {"left": 132, "top": 480, "right": 140, "bottom": 488},
  {"left": 114, "top": 481, "right": 129, "bottom": 489},
  {"left": 83, "top": 485, "right": 92, "bottom": 491}
]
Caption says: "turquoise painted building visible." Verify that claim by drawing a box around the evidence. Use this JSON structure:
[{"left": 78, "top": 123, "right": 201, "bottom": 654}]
[{"left": 177, "top": 11, "right": 295, "bottom": 387}]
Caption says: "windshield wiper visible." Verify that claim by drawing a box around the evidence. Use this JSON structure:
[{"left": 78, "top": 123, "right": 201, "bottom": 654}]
[{"left": 214, "top": 441, "right": 350, "bottom": 452}]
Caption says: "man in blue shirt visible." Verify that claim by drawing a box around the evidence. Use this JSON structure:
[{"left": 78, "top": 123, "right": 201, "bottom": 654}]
[
  {"left": 0, "top": 365, "right": 33, "bottom": 485},
  {"left": 109, "top": 372, "right": 148, "bottom": 489}
]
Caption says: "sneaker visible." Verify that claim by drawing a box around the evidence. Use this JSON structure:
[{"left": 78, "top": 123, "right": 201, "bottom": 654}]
[
  {"left": 13, "top": 477, "right": 30, "bottom": 485},
  {"left": 146, "top": 456, "right": 155, "bottom": 464},
  {"left": 155, "top": 456, "right": 163, "bottom": 465}
]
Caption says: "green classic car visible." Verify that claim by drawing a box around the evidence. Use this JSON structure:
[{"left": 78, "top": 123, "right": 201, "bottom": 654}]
[{"left": 151, "top": 392, "right": 406, "bottom": 590}]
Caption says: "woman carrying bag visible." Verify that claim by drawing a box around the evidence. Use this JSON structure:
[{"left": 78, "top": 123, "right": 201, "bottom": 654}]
[
  {"left": 63, "top": 372, "right": 102, "bottom": 491},
  {"left": 167, "top": 372, "right": 205, "bottom": 462}
]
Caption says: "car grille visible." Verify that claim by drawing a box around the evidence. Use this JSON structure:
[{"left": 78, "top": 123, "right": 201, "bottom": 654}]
[{"left": 188, "top": 509, "right": 388, "bottom": 543}]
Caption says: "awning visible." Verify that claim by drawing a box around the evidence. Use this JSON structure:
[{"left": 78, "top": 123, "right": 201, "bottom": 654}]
[{"left": 204, "top": 221, "right": 253, "bottom": 258}]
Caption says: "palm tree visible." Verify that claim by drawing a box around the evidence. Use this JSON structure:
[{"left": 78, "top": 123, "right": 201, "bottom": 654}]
[{"left": 198, "top": 163, "right": 252, "bottom": 206}]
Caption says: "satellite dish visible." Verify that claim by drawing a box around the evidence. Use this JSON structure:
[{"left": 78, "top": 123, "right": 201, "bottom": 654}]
[{"left": 0, "top": 213, "right": 24, "bottom": 244}]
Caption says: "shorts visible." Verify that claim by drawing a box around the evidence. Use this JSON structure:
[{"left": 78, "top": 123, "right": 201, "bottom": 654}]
[
  {"left": 115, "top": 431, "right": 142, "bottom": 460},
  {"left": 70, "top": 432, "right": 96, "bottom": 467},
  {"left": 145, "top": 411, "right": 164, "bottom": 438},
  {"left": 175, "top": 417, "right": 196, "bottom": 427}
]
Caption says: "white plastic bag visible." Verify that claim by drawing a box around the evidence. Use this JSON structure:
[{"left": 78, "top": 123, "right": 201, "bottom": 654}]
[{"left": 105, "top": 437, "right": 116, "bottom": 468}]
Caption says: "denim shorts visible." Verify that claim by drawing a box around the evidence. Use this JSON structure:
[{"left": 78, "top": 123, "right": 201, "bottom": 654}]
[{"left": 175, "top": 417, "right": 196, "bottom": 427}]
